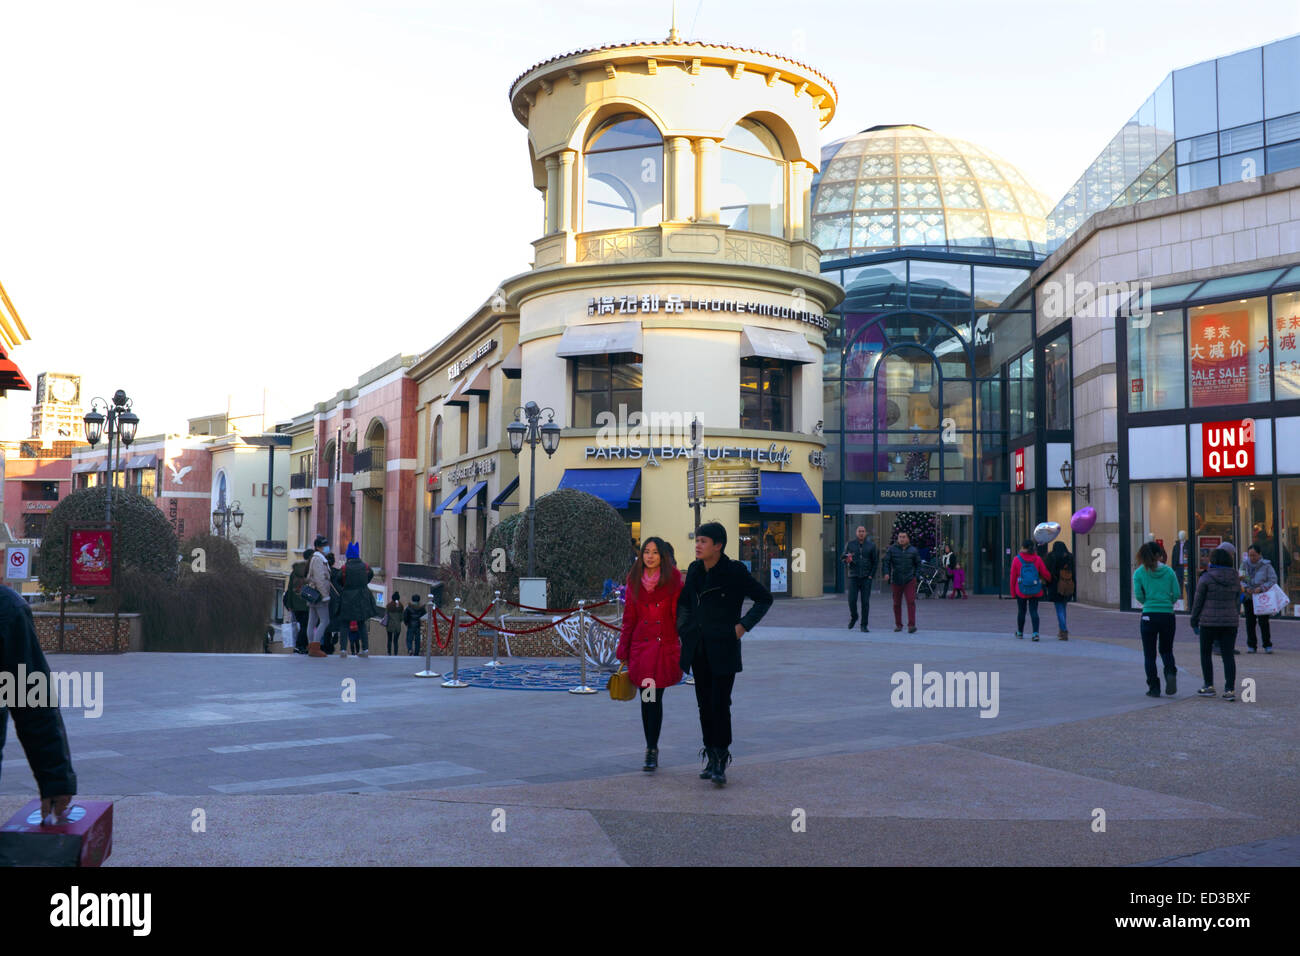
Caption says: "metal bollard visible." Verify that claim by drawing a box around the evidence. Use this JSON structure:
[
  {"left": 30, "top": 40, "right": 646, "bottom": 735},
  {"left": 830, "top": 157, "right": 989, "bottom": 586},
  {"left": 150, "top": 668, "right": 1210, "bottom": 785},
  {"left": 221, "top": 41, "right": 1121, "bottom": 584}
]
[
  {"left": 441, "top": 597, "right": 469, "bottom": 688},
  {"left": 485, "top": 589, "right": 503, "bottom": 668},
  {"left": 569, "top": 598, "right": 597, "bottom": 694},
  {"left": 414, "top": 595, "right": 441, "bottom": 678}
]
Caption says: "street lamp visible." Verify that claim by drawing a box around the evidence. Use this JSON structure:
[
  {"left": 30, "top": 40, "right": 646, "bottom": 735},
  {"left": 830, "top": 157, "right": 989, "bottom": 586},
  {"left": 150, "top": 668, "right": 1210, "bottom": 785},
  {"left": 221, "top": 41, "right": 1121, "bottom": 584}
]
[
  {"left": 1059, "top": 459, "right": 1090, "bottom": 502},
  {"left": 1104, "top": 453, "right": 1120, "bottom": 489},
  {"left": 83, "top": 389, "right": 139, "bottom": 522},
  {"left": 507, "top": 401, "right": 561, "bottom": 576},
  {"left": 212, "top": 500, "right": 246, "bottom": 538}
]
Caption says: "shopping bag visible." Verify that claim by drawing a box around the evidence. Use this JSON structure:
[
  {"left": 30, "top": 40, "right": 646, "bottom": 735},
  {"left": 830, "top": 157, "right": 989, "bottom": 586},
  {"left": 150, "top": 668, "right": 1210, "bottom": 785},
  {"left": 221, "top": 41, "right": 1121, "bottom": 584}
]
[
  {"left": 280, "top": 620, "right": 297, "bottom": 648},
  {"left": 0, "top": 800, "right": 113, "bottom": 866},
  {"left": 1252, "top": 584, "right": 1291, "bottom": 616}
]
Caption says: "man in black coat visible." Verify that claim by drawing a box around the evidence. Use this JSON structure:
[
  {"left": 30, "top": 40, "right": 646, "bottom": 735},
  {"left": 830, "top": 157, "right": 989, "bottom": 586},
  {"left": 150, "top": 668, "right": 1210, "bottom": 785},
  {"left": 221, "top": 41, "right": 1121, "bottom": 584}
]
[
  {"left": 882, "top": 531, "right": 922, "bottom": 633},
  {"left": 842, "top": 525, "right": 877, "bottom": 632},
  {"left": 676, "top": 521, "right": 773, "bottom": 786},
  {"left": 0, "top": 584, "right": 76, "bottom": 820}
]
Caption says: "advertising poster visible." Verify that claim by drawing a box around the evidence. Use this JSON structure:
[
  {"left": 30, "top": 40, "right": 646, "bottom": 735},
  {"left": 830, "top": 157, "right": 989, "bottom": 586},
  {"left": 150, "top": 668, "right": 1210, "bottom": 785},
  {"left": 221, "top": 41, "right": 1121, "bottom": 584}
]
[
  {"left": 1275, "top": 308, "right": 1300, "bottom": 397},
  {"left": 69, "top": 528, "right": 113, "bottom": 588},
  {"left": 1189, "top": 310, "right": 1249, "bottom": 406},
  {"left": 769, "top": 558, "right": 788, "bottom": 594}
]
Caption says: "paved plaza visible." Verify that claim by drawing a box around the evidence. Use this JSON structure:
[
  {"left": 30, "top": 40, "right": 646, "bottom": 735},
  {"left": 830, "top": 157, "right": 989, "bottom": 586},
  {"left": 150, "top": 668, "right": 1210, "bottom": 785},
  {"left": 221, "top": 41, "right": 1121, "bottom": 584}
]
[{"left": 2, "top": 595, "right": 1297, "bottom": 866}]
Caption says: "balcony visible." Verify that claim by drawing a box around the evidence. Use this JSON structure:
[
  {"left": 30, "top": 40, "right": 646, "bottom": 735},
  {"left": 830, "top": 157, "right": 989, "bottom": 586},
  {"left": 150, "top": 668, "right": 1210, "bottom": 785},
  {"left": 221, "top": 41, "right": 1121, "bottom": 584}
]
[
  {"left": 288, "top": 472, "right": 313, "bottom": 500},
  {"left": 351, "top": 447, "right": 386, "bottom": 493}
]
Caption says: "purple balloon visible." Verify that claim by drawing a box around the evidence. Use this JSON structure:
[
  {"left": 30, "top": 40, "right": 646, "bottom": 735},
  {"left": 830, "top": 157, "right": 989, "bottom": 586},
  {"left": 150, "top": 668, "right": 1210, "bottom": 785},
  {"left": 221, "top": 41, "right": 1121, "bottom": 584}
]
[{"left": 1070, "top": 507, "right": 1097, "bottom": 534}]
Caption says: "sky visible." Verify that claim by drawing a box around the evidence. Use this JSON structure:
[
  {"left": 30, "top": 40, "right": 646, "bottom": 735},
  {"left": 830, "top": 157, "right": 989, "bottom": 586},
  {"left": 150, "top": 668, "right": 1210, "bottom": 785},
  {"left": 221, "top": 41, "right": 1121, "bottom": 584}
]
[{"left": 2, "top": 0, "right": 1299, "bottom": 440}]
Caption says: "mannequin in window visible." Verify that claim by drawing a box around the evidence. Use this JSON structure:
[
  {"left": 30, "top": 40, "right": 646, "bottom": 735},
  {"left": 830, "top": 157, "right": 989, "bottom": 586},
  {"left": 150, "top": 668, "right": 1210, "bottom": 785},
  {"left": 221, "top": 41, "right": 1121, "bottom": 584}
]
[{"left": 1171, "top": 530, "right": 1190, "bottom": 601}]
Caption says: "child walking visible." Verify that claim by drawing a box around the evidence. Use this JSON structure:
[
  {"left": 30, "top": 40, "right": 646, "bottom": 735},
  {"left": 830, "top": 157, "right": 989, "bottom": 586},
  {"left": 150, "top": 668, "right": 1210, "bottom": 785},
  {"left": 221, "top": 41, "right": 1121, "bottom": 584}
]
[{"left": 949, "top": 558, "right": 967, "bottom": 599}]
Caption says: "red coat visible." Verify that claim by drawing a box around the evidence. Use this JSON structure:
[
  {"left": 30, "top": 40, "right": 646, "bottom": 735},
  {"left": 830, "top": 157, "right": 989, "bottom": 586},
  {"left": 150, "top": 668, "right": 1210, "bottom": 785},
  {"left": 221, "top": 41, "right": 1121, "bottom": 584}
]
[
  {"left": 1010, "top": 552, "right": 1051, "bottom": 599},
  {"left": 616, "top": 568, "right": 684, "bottom": 693}
]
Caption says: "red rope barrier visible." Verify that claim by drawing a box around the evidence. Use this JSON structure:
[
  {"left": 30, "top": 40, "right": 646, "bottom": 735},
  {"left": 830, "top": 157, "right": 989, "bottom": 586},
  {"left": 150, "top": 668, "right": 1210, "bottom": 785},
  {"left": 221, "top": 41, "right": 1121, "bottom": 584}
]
[
  {"left": 433, "top": 611, "right": 448, "bottom": 649},
  {"left": 588, "top": 615, "right": 621, "bottom": 631},
  {"left": 488, "top": 612, "right": 579, "bottom": 635},
  {"left": 504, "top": 598, "right": 612, "bottom": 613},
  {"left": 460, "top": 602, "right": 496, "bottom": 626}
]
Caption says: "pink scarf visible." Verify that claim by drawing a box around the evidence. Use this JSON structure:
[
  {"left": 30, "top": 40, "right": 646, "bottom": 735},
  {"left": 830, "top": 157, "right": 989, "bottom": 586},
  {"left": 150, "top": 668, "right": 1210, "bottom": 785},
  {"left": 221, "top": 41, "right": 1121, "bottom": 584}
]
[{"left": 640, "top": 568, "right": 661, "bottom": 593}]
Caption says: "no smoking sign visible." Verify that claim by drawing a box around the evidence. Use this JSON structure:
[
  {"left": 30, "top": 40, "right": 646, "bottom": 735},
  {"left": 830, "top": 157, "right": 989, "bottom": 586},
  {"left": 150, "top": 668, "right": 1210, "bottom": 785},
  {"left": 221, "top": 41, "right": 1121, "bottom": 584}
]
[{"left": 6, "top": 546, "right": 30, "bottom": 581}]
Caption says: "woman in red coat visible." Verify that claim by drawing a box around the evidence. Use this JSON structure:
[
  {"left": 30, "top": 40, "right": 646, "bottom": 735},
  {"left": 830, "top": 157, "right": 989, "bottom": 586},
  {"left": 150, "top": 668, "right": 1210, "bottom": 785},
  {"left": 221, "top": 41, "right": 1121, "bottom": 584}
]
[{"left": 616, "top": 537, "right": 683, "bottom": 772}]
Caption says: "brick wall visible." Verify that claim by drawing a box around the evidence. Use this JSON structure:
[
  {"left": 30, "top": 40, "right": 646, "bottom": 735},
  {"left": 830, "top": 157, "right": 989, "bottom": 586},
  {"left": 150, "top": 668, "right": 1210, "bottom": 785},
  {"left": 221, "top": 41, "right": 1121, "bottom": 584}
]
[{"left": 32, "top": 612, "right": 143, "bottom": 653}]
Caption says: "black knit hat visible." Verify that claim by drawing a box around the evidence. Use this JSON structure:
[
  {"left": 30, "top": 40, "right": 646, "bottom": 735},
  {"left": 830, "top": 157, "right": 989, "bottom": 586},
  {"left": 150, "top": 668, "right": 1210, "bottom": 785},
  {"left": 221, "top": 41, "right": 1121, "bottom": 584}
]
[{"left": 696, "top": 521, "right": 727, "bottom": 550}]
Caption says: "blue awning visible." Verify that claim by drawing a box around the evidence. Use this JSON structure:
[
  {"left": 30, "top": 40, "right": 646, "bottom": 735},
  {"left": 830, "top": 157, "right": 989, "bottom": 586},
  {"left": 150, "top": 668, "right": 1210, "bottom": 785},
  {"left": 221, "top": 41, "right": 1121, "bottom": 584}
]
[
  {"left": 433, "top": 485, "right": 467, "bottom": 516},
  {"left": 558, "top": 468, "right": 641, "bottom": 509},
  {"left": 450, "top": 480, "right": 488, "bottom": 514},
  {"left": 490, "top": 475, "right": 518, "bottom": 511},
  {"left": 756, "top": 471, "right": 819, "bottom": 513}
]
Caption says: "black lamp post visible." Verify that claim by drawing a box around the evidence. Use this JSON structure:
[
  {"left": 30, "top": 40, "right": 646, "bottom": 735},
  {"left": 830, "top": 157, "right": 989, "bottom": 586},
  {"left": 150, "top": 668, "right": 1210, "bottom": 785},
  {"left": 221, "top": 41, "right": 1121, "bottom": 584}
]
[
  {"left": 83, "top": 389, "right": 139, "bottom": 522},
  {"left": 1104, "top": 453, "right": 1120, "bottom": 489},
  {"left": 212, "top": 500, "right": 246, "bottom": 538},
  {"left": 1060, "top": 458, "right": 1090, "bottom": 502},
  {"left": 507, "top": 401, "right": 561, "bottom": 576}
]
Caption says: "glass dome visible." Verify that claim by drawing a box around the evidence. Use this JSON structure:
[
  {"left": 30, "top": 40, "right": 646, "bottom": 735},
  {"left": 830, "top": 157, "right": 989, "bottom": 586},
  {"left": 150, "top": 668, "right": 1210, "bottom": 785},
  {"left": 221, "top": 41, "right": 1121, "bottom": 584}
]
[{"left": 811, "top": 125, "right": 1050, "bottom": 260}]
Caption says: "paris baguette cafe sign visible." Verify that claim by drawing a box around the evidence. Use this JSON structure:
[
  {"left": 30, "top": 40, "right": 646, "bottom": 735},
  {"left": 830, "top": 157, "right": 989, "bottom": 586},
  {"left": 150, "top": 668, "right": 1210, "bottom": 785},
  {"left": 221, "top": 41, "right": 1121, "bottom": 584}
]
[
  {"left": 1203, "top": 419, "right": 1256, "bottom": 477},
  {"left": 584, "top": 443, "right": 793, "bottom": 466}
]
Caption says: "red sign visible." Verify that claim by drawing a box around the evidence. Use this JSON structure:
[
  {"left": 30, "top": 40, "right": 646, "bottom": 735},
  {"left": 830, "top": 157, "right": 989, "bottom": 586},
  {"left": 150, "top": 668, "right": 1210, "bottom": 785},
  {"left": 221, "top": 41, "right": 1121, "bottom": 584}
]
[
  {"left": 1190, "top": 310, "right": 1250, "bottom": 406},
  {"left": 427, "top": 473, "right": 440, "bottom": 491},
  {"left": 1202, "top": 419, "right": 1255, "bottom": 476},
  {"left": 69, "top": 529, "right": 113, "bottom": 588},
  {"left": 1014, "top": 449, "right": 1025, "bottom": 491},
  {"left": 1131, "top": 378, "right": 1144, "bottom": 393}
]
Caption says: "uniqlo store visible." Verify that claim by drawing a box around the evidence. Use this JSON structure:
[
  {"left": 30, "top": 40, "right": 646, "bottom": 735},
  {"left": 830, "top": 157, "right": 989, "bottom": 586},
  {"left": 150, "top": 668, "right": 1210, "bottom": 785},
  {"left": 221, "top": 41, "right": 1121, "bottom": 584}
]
[{"left": 1120, "top": 268, "right": 1300, "bottom": 613}]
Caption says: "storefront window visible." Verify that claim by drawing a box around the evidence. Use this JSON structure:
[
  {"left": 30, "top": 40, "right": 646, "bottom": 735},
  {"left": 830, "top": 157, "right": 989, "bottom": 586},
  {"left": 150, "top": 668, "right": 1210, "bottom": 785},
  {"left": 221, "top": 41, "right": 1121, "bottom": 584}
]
[
  {"left": 738, "top": 510, "right": 790, "bottom": 594},
  {"left": 1128, "top": 309, "right": 1185, "bottom": 411},
  {"left": 881, "top": 430, "right": 940, "bottom": 483},
  {"left": 1271, "top": 290, "right": 1300, "bottom": 400},
  {"left": 1130, "top": 481, "right": 1190, "bottom": 608},
  {"left": 1188, "top": 297, "right": 1269, "bottom": 407},
  {"left": 1193, "top": 483, "right": 1234, "bottom": 575},
  {"left": 572, "top": 354, "right": 643, "bottom": 428},
  {"left": 583, "top": 115, "right": 663, "bottom": 231},
  {"left": 882, "top": 348, "right": 940, "bottom": 429},
  {"left": 1239, "top": 479, "right": 1276, "bottom": 567},
  {"left": 1279, "top": 477, "right": 1300, "bottom": 616},
  {"left": 739, "top": 358, "right": 792, "bottom": 431},
  {"left": 1043, "top": 334, "right": 1071, "bottom": 430},
  {"left": 941, "top": 433, "right": 974, "bottom": 481}
]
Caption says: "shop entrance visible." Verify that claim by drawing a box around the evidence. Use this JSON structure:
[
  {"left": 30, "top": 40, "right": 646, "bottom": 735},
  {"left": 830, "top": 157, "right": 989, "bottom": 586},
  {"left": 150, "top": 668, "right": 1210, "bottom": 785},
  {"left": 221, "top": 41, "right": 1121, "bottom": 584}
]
[
  {"left": 738, "top": 511, "right": 791, "bottom": 596},
  {"left": 846, "top": 507, "right": 973, "bottom": 597},
  {"left": 1192, "top": 479, "right": 1277, "bottom": 573}
]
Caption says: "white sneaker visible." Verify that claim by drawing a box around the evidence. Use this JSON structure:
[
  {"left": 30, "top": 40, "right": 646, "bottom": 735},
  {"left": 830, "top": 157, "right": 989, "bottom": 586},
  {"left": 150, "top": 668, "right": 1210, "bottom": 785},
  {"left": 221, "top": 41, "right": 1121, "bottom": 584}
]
[
  {"left": 359, "top": 650, "right": 369, "bottom": 658},
  {"left": 340, "top": 648, "right": 348, "bottom": 658}
]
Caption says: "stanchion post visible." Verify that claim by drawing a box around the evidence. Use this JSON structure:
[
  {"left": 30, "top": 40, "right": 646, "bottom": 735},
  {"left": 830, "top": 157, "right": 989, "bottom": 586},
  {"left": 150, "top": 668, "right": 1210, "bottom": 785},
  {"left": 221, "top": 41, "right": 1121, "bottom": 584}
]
[
  {"left": 485, "top": 588, "right": 502, "bottom": 668},
  {"left": 442, "top": 596, "right": 468, "bottom": 688},
  {"left": 414, "top": 592, "right": 441, "bottom": 678},
  {"left": 569, "top": 598, "right": 596, "bottom": 694}
]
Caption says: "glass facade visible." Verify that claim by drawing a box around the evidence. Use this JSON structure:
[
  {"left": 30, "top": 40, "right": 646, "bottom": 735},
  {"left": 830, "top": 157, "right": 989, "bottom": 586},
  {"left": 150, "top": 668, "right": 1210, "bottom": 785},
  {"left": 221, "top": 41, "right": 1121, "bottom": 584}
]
[
  {"left": 583, "top": 115, "right": 663, "bottom": 232},
  {"left": 1048, "top": 34, "right": 1300, "bottom": 247}
]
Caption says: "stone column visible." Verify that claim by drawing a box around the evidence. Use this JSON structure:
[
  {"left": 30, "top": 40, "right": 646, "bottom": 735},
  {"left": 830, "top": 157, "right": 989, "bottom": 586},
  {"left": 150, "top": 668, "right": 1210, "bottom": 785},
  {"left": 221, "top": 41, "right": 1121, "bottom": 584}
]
[
  {"left": 544, "top": 155, "right": 560, "bottom": 234},
  {"left": 556, "top": 150, "right": 576, "bottom": 233},
  {"left": 666, "top": 137, "right": 693, "bottom": 222},
  {"left": 789, "top": 160, "right": 808, "bottom": 240},
  {"left": 694, "top": 138, "right": 721, "bottom": 223}
]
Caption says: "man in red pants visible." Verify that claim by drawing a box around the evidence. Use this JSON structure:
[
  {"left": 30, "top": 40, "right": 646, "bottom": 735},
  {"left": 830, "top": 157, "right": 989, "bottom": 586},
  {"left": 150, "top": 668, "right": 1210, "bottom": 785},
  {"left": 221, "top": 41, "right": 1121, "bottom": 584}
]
[{"left": 882, "top": 531, "right": 922, "bottom": 633}]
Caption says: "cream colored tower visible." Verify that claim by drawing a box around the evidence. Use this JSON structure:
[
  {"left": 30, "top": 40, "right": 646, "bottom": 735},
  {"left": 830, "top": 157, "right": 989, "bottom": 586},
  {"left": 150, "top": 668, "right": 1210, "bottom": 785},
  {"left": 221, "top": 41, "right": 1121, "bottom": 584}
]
[{"left": 502, "top": 32, "right": 842, "bottom": 597}]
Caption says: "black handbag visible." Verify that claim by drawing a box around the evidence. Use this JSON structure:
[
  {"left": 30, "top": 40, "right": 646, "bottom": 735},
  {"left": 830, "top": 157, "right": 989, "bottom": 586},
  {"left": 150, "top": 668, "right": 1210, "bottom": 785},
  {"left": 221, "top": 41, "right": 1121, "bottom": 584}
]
[{"left": 299, "top": 584, "right": 323, "bottom": 605}]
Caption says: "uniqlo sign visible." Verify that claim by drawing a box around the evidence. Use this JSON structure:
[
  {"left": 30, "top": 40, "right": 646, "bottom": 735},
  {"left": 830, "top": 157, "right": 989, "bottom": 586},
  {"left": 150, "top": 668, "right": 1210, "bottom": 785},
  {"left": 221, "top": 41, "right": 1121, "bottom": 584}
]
[
  {"left": 1202, "top": 420, "right": 1255, "bottom": 476},
  {"left": 1014, "top": 448, "right": 1025, "bottom": 491}
]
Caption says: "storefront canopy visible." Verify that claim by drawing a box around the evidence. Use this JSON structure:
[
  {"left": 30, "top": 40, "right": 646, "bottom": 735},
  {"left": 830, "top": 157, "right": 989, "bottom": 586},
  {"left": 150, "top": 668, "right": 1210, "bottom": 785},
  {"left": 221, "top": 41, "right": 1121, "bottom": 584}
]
[
  {"left": 756, "top": 471, "right": 820, "bottom": 513},
  {"left": 555, "top": 321, "right": 642, "bottom": 358},
  {"left": 500, "top": 344, "right": 522, "bottom": 380},
  {"left": 490, "top": 475, "right": 518, "bottom": 510},
  {"left": 739, "top": 326, "right": 817, "bottom": 364},
  {"left": 464, "top": 366, "right": 491, "bottom": 396},
  {"left": 444, "top": 377, "right": 471, "bottom": 408},
  {"left": 71, "top": 460, "right": 99, "bottom": 474},
  {"left": 449, "top": 480, "right": 488, "bottom": 514},
  {"left": 558, "top": 468, "right": 641, "bottom": 509},
  {"left": 433, "top": 484, "right": 468, "bottom": 515},
  {"left": 126, "top": 454, "right": 158, "bottom": 469}
]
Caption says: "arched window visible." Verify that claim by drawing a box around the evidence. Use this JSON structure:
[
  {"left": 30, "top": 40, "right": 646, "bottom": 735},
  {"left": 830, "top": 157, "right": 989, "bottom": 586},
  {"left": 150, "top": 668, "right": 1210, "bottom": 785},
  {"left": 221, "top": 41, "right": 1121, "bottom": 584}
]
[
  {"left": 721, "top": 119, "right": 785, "bottom": 238},
  {"left": 583, "top": 115, "right": 663, "bottom": 231}
]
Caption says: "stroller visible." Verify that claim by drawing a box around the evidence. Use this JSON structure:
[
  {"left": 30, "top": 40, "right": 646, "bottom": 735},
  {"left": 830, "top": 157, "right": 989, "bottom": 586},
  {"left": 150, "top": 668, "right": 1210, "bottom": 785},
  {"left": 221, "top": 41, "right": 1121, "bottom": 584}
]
[{"left": 915, "top": 560, "right": 947, "bottom": 599}]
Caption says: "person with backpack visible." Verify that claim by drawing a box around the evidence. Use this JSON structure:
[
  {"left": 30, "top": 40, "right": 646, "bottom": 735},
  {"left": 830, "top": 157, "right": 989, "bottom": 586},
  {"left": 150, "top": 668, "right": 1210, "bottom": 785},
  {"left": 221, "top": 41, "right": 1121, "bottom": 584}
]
[
  {"left": 403, "top": 594, "right": 427, "bottom": 655},
  {"left": 385, "top": 592, "right": 404, "bottom": 656},
  {"left": 1044, "top": 541, "right": 1075, "bottom": 640},
  {"left": 1132, "top": 541, "right": 1181, "bottom": 698},
  {"left": 1190, "top": 546, "right": 1240, "bottom": 700},
  {"left": 284, "top": 549, "right": 312, "bottom": 654},
  {"left": 339, "top": 542, "right": 375, "bottom": 658},
  {"left": 1009, "top": 539, "right": 1051, "bottom": 641}
]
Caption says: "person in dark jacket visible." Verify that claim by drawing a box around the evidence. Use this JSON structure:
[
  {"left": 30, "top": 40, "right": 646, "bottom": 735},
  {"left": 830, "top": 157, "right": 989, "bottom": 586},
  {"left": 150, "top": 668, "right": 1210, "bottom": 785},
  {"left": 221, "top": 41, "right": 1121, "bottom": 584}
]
[
  {"left": 324, "top": 552, "right": 344, "bottom": 656},
  {"left": 403, "top": 594, "right": 427, "bottom": 655},
  {"left": 385, "top": 593, "right": 404, "bottom": 656},
  {"left": 842, "top": 525, "right": 877, "bottom": 632},
  {"left": 881, "top": 531, "right": 922, "bottom": 633},
  {"left": 616, "top": 537, "right": 684, "bottom": 772},
  {"left": 1190, "top": 547, "right": 1240, "bottom": 700},
  {"left": 338, "top": 542, "right": 375, "bottom": 657},
  {"left": 285, "top": 550, "right": 312, "bottom": 654},
  {"left": 1044, "top": 541, "right": 1075, "bottom": 640},
  {"left": 675, "top": 521, "right": 772, "bottom": 786},
  {"left": 0, "top": 584, "right": 76, "bottom": 820}
]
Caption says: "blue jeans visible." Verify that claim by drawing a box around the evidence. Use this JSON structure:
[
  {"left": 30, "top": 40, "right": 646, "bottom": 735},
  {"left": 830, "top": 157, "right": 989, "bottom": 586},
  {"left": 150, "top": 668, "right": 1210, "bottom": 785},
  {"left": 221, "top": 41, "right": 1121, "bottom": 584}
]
[
  {"left": 1015, "top": 598, "right": 1040, "bottom": 634},
  {"left": 1053, "top": 600, "right": 1068, "bottom": 631}
]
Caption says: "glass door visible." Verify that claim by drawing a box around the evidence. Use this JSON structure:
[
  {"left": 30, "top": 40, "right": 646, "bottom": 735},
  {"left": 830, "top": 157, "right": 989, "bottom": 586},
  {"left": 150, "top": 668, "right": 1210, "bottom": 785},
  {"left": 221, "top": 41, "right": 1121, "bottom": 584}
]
[
  {"left": 1193, "top": 482, "right": 1234, "bottom": 575},
  {"left": 979, "top": 510, "right": 1000, "bottom": 595}
]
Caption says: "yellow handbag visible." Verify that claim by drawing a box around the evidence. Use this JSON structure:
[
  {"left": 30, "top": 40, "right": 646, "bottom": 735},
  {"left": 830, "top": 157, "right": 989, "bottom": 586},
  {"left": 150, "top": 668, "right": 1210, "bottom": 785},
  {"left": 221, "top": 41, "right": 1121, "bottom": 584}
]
[{"left": 607, "top": 664, "right": 636, "bottom": 701}]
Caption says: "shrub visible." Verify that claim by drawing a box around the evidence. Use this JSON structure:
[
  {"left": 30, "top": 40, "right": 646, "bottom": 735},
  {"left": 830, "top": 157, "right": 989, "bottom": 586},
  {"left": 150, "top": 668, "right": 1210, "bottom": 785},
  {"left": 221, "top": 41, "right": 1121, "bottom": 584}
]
[
  {"left": 37, "top": 487, "right": 179, "bottom": 593},
  {"left": 506, "top": 489, "right": 635, "bottom": 609},
  {"left": 485, "top": 511, "right": 524, "bottom": 600}
]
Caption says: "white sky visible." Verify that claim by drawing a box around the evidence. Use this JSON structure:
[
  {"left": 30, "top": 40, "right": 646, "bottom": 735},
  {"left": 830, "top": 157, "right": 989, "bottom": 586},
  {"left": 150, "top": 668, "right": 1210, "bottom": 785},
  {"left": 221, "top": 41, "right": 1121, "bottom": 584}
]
[{"left": 3, "top": 0, "right": 1299, "bottom": 439}]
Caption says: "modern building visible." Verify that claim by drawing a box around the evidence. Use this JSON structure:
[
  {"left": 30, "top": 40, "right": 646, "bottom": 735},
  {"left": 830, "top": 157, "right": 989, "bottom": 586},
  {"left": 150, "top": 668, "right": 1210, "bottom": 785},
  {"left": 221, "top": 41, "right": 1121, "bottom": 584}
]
[
  {"left": 499, "top": 30, "right": 842, "bottom": 596},
  {"left": 814, "top": 125, "right": 1051, "bottom": 593}
]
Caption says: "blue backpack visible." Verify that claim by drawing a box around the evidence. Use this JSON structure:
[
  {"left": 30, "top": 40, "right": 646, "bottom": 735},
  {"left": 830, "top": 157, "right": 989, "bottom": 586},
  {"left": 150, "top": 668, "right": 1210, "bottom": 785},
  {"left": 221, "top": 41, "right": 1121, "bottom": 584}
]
[{"left": 1018, "top": 557, "right": 1043, "bottom": 597}]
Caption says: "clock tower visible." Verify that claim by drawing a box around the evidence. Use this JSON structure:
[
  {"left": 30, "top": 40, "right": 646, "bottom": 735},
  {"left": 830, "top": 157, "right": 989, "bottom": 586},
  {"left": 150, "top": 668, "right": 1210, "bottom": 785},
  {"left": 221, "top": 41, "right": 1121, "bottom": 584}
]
[{"left": 31, "top": 372, "right": 85, "bottom": 446}]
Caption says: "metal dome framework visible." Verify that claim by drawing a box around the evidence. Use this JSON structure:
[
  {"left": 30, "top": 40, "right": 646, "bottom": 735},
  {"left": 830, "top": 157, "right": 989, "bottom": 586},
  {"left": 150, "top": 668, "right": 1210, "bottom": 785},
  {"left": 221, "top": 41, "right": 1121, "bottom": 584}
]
[{"left": 811, "top": 125, "right": 1051, "bottom": 260}]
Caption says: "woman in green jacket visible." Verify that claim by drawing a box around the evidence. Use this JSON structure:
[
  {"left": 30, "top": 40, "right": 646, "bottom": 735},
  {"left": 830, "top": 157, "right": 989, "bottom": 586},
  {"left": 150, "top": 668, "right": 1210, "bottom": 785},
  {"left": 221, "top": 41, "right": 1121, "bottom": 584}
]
[{"left": 1132, "top": 542, "right": 1182, "bottom": 698}]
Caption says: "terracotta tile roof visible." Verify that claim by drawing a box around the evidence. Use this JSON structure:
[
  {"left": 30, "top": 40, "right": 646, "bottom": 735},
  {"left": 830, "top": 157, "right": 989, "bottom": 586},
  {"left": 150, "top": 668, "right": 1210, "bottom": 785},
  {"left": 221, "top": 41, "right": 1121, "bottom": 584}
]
[{"left": 510, "top": 37, "right": 836, "bottom": 99}]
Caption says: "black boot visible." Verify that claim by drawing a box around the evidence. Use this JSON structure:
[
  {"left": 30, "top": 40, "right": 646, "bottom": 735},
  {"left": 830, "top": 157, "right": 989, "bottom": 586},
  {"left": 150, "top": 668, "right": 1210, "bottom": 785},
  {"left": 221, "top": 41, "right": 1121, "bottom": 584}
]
[
  {"left": 642, "top": 748, "right": 658, "bottom": 772},
  {"left": 699, "top": 747, "right": 717, "bottom": 779},
  {"left": 711, "top": 748, "right": 731, "bottom": 786}
]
